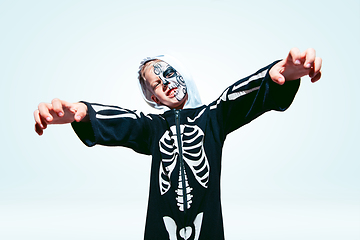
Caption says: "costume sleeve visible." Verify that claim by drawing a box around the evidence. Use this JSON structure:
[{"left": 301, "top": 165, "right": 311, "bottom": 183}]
[
  {"left": 209, "top": 61, "right": 300, "bottom": 136},
  {"left": 71, "top": 102, "right": 152, "bottom": 155}
]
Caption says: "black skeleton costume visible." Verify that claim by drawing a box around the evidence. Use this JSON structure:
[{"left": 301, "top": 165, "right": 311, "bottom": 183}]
[{"left": 72, "top": 55, "right": 300, "bottom": 240}]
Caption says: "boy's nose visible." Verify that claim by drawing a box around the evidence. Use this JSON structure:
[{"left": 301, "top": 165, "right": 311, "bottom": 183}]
[
  {"left": 162, "top": 82, "right": 168, "bottom": 91},
  {"left": 162, "top": 78, "right": 170, "bottom": 86},
  {"left": 161, "top": 79, "right": 169, "bottom": 91}
]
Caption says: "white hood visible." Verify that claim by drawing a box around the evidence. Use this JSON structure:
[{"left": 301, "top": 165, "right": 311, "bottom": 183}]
[{"left": 138, "top": 54, "right": 202, "bottom": 111}]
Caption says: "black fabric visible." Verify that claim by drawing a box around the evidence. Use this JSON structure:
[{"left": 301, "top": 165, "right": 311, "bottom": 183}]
[{"left": 71, "top": 61, "right": 300, "bottom": 240}]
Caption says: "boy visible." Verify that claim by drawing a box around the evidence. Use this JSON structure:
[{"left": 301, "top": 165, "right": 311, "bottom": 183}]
[{"left": 34, "top": 48, "right": 322, "bottom": 240}]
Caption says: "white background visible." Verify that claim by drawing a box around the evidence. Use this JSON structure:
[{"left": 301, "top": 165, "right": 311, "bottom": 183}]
[{"left": 0, "top": 0, "right": 359, "bottom": 239}]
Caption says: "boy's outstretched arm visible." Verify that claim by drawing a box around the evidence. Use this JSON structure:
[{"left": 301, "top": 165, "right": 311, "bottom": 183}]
[
  {"left": 269, "top": 47, "right": 322, "bottom": 85},
  {"left": 34, "top": 98, "right": 88, "bottom": 136}
]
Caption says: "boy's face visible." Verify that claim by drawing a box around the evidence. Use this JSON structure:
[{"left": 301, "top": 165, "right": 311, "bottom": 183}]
[{"left": 144, "top": 62, "right": 188, "bottom": 109}]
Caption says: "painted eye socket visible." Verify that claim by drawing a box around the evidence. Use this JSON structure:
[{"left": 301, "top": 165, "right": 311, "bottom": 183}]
[{"left": 163, "top": 67, "right": 176, "bottom": 79}]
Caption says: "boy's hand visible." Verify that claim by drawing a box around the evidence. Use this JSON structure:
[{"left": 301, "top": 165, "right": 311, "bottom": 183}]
[
  {"left": 269, "top": 48, "right": 322, "bottom": 85},
  {"left": 34, "top": 99, "right": 88, "bottom": 136}
]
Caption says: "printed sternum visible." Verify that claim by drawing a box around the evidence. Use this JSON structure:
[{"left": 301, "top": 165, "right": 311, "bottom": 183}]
[
  {"left": 175, "top": 110, "right": 189, "bottom": 213},
  {"left": 175, "top": 168, "right": 193, "bottom": 212}
]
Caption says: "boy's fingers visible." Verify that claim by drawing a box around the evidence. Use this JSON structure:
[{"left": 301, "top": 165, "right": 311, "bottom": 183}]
[
  {"left": 38, "top": 102, "right": 53, "bottom": 122},
  {"left": 74, "top": 112, "right": 85, "bottom": 122},
  {"left": 34, "top": 109, "right": 43, "bottom": 128},
  {"left": 34, "top": 108, "right": 49, "bottom": 135},
  {"left": 60, "top": 99, "right": 74, "bottom": 109},
  {"left": 313, "top": 57, "right": 322, "bottom": 75},
  {"left": 269, "top": 63, "right": 285, "bottom": 85},
  {"left": 288, "top": 47, "right": 301, "bottom": 65},
  {"left": 309, "top": 57, "right": 322, "bottom": 81},
  {"left": 33, "top": 109, "right": 47, "bottom": 131},
  {"left": 302, "top": 48, "right": 316, "bottom": 69},
  {"left": 35, "top": 123, "right": 43, "bottom": 135},
  {"left": 272, "top": 73, "right": 285, "bottom": 85},
  {"left": 74, "top": 103, "right": 87, "bottom": 122},
  {"left": 51, "top": 98, "right": 65, "bottom": 117},
  {"left": 311, "top": 71, "right": 322, "bottom": 83}
]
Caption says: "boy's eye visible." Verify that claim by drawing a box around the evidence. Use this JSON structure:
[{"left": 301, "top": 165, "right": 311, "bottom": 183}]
[
  {"left": 166, "top": 72, "right": 174, "bottom": 78},
  {"left": 153, "top": 81, "right": 161, "bottom": 89}
]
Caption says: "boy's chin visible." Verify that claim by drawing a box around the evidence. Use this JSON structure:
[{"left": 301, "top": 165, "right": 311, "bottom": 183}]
[
  {"left": 158, "top": 94, "right": 188, "bottom": 109},
  {"left": 169, "top": 98, "right": 187, "bottom": 110}
]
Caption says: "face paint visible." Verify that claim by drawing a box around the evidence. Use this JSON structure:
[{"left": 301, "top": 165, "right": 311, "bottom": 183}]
[{"left": 153, "top": 61, "right": 187, "bottom": 102}]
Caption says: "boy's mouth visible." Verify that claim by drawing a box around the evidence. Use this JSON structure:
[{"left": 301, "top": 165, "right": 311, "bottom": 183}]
[
  {"left": 166, "top": 82, "right": 179, "bottom": 98},
  {"left": 167, "top": 88, "right": 177, "bottom": 98}
]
